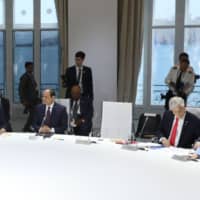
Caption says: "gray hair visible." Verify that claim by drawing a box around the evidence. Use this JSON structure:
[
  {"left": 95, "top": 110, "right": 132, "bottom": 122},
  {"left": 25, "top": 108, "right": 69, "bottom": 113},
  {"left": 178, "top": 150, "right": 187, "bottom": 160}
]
[{"left": 169, "top": 97, "right": 185, "bottom": 110}]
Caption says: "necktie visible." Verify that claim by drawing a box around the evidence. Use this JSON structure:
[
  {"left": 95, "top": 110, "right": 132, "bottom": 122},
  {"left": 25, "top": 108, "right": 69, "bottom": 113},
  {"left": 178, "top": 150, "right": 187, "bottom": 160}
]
[
  {"left": 170, "top": 117, "right": 179, "bottom": 146},
  {"left": 77, "top": 68, "right": 82, "bottom": 84},
  {"left": 72, "top": 101, "right": 79, "bottom": 120},
  {"left": 44, "top": 106, "right": 51, "bottom": 126}
]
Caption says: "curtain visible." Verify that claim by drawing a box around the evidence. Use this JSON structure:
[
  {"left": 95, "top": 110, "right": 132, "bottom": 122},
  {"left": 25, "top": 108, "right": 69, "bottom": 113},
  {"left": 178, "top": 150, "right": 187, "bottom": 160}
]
[
  {"left": 54, "top": 0, "right": 68, "bottom": 97},
  {"left": 118, "top": 0, "right": 144, "bottom": 103},
  {"left": 54, "top": 0, "right": 68, "bottom": 74}
]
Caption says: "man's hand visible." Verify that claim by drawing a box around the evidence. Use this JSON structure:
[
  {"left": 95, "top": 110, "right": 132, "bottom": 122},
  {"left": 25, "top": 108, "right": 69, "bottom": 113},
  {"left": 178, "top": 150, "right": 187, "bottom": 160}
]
[
  {"left": 39, "top": 125, "right": 51, "bottom": 133},
  {"left": 193, "top": 142, "right": 200, "bottom": 150},
  {"left": 75, "top": 118, "right": 85, "bottom": 127},
  {"left": 161, "top": 137, "right": 171, "bottom": 147},
  {"left": 0, "top": 128, "right": 6, "bottom": 134},
  {"left": 169, "top": 82, "right": 176, "bottom": 89}
]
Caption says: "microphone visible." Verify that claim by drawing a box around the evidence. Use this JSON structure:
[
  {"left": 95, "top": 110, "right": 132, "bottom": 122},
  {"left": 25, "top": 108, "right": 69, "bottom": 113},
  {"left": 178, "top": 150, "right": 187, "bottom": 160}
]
[{"left": 139, "top": 116, "right": 149, "bottom": 138}]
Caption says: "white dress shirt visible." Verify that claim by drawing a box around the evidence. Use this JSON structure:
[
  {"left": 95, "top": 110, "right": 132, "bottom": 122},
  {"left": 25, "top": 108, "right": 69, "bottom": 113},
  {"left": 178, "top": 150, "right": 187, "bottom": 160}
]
[
  {"left": 168, "top": 114, "right": 186, "bottom": 147},
  {"left": 70, "top": 100, "right": 81, "bottom": 117}
]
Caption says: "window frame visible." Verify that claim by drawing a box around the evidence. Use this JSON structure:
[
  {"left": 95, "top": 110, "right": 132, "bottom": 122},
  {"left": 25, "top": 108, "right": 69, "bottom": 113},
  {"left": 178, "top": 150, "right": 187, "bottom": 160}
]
[
  {"left": 3, "top": 0, "right": 60, "bottom": 103},
  {"left": 134, "top": 0, "right": 200, "bottom": 119}
]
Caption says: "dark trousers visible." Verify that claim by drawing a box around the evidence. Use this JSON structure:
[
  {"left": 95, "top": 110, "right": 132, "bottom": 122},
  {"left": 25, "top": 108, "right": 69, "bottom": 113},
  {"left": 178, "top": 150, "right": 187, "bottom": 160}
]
[{"left": 23, "top": 106, "right": 35, "bottom": 132}]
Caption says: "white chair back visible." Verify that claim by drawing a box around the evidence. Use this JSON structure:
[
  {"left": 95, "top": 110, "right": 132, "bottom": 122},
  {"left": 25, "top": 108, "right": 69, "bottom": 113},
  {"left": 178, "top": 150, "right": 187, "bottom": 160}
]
[{"left": 100, "top": 101, "right": 132, "bottom": 139}]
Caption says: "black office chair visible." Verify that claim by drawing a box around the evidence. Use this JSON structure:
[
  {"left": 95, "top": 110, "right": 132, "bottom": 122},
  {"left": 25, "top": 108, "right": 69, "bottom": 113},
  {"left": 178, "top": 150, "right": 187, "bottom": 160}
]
[{"left": 136, "top": 113, "right": 161, "bottom": 139}]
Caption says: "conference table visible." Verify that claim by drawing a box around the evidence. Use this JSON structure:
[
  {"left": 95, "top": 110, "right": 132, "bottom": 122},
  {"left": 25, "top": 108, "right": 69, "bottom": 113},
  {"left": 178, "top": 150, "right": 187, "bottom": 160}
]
[{"left": 0, "top": 133, "right": 199, "bottom": 200}]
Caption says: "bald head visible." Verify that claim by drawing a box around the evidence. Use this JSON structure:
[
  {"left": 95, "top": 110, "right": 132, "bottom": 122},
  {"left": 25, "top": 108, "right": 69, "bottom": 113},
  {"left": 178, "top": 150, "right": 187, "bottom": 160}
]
[{"left": 71, "top": 85, "right": 81, "bottom": 100}]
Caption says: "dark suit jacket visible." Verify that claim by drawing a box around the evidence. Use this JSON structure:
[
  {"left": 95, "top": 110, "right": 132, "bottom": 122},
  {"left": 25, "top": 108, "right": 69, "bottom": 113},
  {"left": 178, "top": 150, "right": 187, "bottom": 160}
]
[
  {"left": 64, "top": 66, "right": 93, "bottom": 99},
  {"left": 19, "top": 72, "right": 39, "bottom": 105},
  {"left": 0, "top": 97, "right": 12, "bottom": 131},
  {"left": 0, "top": 106, "right": 11, "bottom": 131},
  {"left": 71, "top": 97, "right": 93, "bottom": 136},
  {"left": 157, "top": 111, "right": 200, "bottom": 148},
  {"left": 32, "top": 103, "right": 68, "bottom": 134}
]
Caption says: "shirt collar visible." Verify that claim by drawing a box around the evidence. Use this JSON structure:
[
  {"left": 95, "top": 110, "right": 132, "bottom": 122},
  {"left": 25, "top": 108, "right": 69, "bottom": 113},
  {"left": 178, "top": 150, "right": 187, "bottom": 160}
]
[{"left": 46, "top": 102, "right": 54, "bottom": 109}]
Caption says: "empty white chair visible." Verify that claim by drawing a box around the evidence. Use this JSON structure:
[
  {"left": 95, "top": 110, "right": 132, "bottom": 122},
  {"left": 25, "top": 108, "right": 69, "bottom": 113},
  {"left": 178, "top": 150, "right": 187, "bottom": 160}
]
[
  {"left": 55, "top": 98, "right": 70, "bottom": 132},
  {"left": 100, "top": 101, "right": 132, "bottom": 139}
]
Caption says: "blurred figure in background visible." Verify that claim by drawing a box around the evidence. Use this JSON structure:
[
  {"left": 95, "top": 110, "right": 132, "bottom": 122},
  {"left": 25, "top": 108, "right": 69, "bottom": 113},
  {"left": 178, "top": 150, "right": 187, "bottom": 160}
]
[
  {"left": 19, "top": 62, "right": 40, "bottom": 132},
  {"left": 163, "top": 53, "right": 195, "bottom": 109},
  {"left": 0, "top": 93, "right": 12, "bottom": 131}
]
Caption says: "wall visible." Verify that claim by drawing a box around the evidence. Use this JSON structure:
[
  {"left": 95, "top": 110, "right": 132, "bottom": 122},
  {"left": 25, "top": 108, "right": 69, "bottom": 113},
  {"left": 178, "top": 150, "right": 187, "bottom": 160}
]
[{"left": 68, "top": 0, "right": 117, "bottom": 129}]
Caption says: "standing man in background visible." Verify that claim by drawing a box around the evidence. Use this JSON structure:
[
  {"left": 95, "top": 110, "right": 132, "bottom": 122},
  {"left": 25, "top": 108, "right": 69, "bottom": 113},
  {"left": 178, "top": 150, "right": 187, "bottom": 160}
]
[
  {"left": 19, "top": 62, "right": 40, "bottom": 132},
  {"left": 164, "top": 56, "right": 195, "bottom": 109},
  {"left": 62, "top": 51, "right": 94, "bottom": 100}
]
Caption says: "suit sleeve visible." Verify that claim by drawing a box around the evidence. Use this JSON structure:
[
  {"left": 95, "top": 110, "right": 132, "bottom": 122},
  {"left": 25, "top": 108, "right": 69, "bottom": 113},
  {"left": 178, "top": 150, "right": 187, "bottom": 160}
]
[
  {"left": 32, "top": 106, "right": 41, "bottom": 132},
  {"left": 88, "top": 68, "right": 94, "bottom": 100},
  {"left": 157, "top": 111, "right": 168, "bottom": 139},
  {"left": 64, "top": 68, "right": 71, "bottom": 88},
  {"left": 82, "top": 99, "right": 93, "bottom": 125},
  {"left": 54, "top": 107, "right": 68, "bottom": 134},
  {"left": 19, "top": 76, "right": 28, "bottom": 103}
]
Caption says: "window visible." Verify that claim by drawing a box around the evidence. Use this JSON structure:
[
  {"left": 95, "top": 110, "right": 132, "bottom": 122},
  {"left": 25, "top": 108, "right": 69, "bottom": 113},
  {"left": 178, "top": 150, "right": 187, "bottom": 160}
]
[
  {"left": 136, "top": 0, "right": 200, "bottom": 109},
  {"left": 0, "top": 0, "right": 5, "bottom": 29},
  {"left": 184, "top": 0, "right": 200, "bottom": 106},
  {"left": 0, "top": 32, "right": 5, "bottom": 95},
  {"left": 13, "top": 31, "right": 33, "bottom": 102},
  {"left": 8, "top": 0, "right": 60, "bottom": 102},
  {"left": 41, "top": 31, "right": 60, "bottom": 95},
  {"left": 40, "top": 0, "right": 60, "bottom": 95},
  {"left": 13, "top": 0, "right": 33, "bottom": 29},
  {"left": 0, "top": 0, "right": 5, "bottom": 95},
  {"left": 151, "top": 0, "right": 175, "bottom": 105},
  {"left": 41, "top": 0, "right": 58, "bottom": 29}
]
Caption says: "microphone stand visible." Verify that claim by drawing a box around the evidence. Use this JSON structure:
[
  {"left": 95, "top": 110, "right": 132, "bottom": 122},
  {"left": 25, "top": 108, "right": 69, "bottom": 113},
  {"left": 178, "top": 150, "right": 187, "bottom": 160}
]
[{"left": 139, "top": 116, "right": 149, "bottom": 139}]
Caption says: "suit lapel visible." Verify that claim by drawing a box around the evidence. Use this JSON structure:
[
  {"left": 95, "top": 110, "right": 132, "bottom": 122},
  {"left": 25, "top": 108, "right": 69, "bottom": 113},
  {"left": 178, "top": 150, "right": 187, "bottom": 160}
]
[
  {"left": 72, "top": 66, "right": 77, "bottom": 82},
  {"left": 50, "top": 103, "right": 57, "bottom": 123},
  {"left": 177, "top": 112, "right": 189, "bottom": 147}
]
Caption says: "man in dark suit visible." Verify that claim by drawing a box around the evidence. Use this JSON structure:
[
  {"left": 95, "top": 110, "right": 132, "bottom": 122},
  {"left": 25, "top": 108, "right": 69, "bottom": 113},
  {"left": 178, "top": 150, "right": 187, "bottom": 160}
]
[
  {"left": 0, "top": 105, "right": 11, "bottom": 133},
  {"left": 158, "top": 97, "right": 200, "bottom": 148},
  {"left": 32, "top": 89, "right": 68, "bottom": 134},
  {"left": 0, "top": 94, "right": 12, "bottom": 131},
  {"left": 69, "top": 85, "right": 93, "bottom": 136},
  {"left": 63, "top": 51, "right": 93, "bottom": 100},
  {"left": 19, "top": 62, "right": 40, "bottom": 132}
]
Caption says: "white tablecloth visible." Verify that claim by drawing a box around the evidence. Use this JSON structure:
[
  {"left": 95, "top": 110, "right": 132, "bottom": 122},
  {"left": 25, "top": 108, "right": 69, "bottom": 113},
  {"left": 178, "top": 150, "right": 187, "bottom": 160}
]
[{"left": 0, "top": 133, "right": 199, "bottom": 200}]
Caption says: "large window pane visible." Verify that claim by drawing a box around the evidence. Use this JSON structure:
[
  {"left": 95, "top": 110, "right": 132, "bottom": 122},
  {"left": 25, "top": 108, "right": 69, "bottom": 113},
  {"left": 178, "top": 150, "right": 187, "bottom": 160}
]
[
  {"left": 151, "top": 29, "right": 175, "bottom": 105},
  {"left": 185, "top": 0, "right": 200, "bottom": 25},
  {"left": 41, "top": 31, "right": 60, "bottom": 95},
  {"left": 14, "top": 31, "right": 33, "bottom": 102},
  {"left": 13, "top": 0, "right": 33, "bottom": 29},
  {"left": 184, "top": 28, "right": 200, "bottom": 106},
  {"left": 41, "top": 0, "right": 58, "bottom": 28},
  {"left": 0, "top": 32, "right": 5, "bottom": 94},
  {"left": 0, "top": 0, "right": 5, "bottom": 29},
  {"left": 153, "top": 0, "right": 175, "bottom": 26}
]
